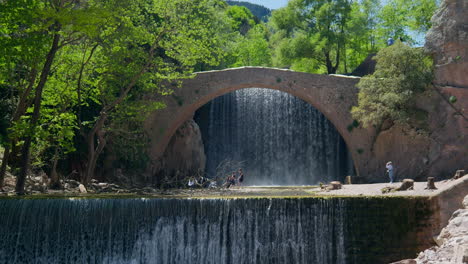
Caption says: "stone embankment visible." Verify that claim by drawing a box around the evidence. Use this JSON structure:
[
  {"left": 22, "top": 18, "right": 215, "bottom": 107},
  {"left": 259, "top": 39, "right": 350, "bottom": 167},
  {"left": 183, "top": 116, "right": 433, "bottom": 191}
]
[
  {"left": 394, "top": 194, "right": 468, "bottom": 264},
  {"left": 416, "top": 194, "right": 468, "bottom": 263}
]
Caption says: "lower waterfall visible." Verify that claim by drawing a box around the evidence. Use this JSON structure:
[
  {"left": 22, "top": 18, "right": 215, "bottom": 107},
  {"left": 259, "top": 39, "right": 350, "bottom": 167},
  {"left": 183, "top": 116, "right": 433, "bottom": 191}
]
[
  {"left": 0, "top": 198, "right": 347, "bottom": 264},
  {"left": 0, "top": 196, "right": 434, "bottom": 264}
]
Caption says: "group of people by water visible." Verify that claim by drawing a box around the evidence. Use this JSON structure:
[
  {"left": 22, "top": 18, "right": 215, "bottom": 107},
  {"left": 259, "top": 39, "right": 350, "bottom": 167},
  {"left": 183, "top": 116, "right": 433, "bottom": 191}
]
[
  {"left": 187, "top": 168, "right": 245, "bottom": 189},
  {"left": 224, "top": 168, "right": 244, "bottom": 188},
  {"left": 187, "top": 161, "right": 394, "bottom": 188}
]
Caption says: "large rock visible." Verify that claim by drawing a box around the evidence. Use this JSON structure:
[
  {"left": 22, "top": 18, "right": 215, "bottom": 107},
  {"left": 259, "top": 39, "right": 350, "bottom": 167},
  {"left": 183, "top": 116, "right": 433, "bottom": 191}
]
[
  {"left": 416, "top": 200, "right": 468, "bottom": 263},
  {"left": 425, "top": 0, "right": 468, "bottom": 89},
  {"left": 150, "top": 119, "right": 206, "bottom": 185},
  {"left": 78, "top": 184, "right": 87, "bottom": 193}
]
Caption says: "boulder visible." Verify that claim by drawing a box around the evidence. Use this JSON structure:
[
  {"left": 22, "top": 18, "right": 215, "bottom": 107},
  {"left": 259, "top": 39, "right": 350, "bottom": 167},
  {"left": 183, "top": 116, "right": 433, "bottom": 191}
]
[
  {"left": 78, "top": 184, "right": 87, "bottom": 193},
  {"left": 150, "top": 119, "right": 206, "bottom": 185},
  {"left": 425, "top": 0, "right": 468, "bottom": 89},
  {"left": 329, "top": 181, "right": 342, "bottom": 190},
  {"left": 65, "top": 179, "right": 80, "bottom": 188}
]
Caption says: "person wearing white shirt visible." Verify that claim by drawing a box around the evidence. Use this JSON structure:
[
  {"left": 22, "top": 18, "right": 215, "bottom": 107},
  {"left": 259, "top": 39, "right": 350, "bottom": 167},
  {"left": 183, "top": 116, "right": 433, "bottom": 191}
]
[{"left": 386, "top": 161, "right": 394, "bottom": 183}]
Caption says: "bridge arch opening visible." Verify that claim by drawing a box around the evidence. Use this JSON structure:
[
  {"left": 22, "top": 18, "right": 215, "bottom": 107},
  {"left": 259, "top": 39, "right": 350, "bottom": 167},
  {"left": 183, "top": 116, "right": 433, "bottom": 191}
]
[
  {"left": 147, "top": 68, "right": 367, "bottom": 184},
  {"left": 194, "top": 87, "right": 354, "bottom": 185},
  {"left": 190, "top": 87, "right": 355, "bottom": 185}
]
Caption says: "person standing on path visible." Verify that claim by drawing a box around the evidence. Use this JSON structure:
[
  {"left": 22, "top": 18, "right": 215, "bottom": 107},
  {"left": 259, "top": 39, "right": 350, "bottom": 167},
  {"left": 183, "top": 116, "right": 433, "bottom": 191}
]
[
  {"left": 237, "top": 168, "right": 244, "bottom": 186},
  {"left": 386, "top": 161, "right": 394, "bottom": 183}
]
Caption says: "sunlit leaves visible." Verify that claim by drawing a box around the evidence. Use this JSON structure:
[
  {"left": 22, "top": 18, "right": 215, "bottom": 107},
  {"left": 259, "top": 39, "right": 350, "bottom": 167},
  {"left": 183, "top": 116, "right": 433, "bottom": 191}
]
[
  {"left": 1, "top": 0, "right": 229, "bottom": 173},
  {"left": 231, "top": 24, "right": 272, "bottom": 67},
  {"left": 352, "top": 42, "right": 433, "bottom": 127}
]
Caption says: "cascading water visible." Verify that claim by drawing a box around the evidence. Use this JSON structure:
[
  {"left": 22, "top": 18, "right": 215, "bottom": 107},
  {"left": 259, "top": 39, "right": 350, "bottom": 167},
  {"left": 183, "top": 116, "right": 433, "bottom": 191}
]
[
  {"left": 194, "top": 88, "right": 354, "bottom": 185},
  {"left": 0, "top": 198, "right": 347, "bottom": 264}
]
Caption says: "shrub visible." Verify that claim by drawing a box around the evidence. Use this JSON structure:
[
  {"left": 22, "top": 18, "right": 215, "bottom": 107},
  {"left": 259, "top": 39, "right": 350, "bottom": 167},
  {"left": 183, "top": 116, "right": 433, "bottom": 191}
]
[{"left": 351, "top": 42, "right": 433, "bottom": 127}]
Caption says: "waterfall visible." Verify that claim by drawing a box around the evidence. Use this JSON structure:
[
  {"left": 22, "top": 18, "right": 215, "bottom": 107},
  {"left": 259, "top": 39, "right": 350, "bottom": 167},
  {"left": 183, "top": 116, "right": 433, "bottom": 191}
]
[
  {"left": 194, "top": 88, "right": 353, "bottom": 185},
  {"left": 0, "top": 198, "right": 347, "bottom": 264}
]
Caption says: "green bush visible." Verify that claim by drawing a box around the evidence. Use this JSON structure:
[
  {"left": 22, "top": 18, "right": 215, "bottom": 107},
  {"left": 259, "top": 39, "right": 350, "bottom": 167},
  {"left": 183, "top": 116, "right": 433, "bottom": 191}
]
[{"left": 351, "top": 42, "right": 433, "bottom": 128}]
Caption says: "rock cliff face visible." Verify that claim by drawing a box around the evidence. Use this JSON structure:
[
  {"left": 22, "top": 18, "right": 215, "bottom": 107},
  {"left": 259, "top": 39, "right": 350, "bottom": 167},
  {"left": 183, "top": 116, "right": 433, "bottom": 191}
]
[
  {"left": 425, "top": 0, "right": 468, "bottom": 89},
  {"left": 150, "top": 119, "right": 205, "bottom": 184},
  {"left": 420, "top": 0, "right": 468, "bottom": 180}
]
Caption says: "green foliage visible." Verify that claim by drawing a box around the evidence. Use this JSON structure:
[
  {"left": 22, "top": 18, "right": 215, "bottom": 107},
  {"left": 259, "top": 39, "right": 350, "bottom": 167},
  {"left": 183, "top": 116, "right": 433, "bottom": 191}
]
[
  {"left": 269, "top": 0, "right": 369, "bottom": 74},
  {"left": 226, "top": 1, "right": 271, "bottom": 22},
  {"left": 352, "top": 42, "right": 433, "bottom": 127},
  {"left": 449, "top": 96, "right": 457, "bottom": 104},
  {"left": 0, "top": 0, "right": 443, "bottom": 181},
  {"left": 226, "top": 5, "right": 256, "bottom": 35},
  {"left": 230, "top": 24, "right": 272, "bottom": 67},
  {"left": 377, "top": 0, "right": 438, "bottom": 44},
  {"left": 268, "top": 0, "right": 439, "bottom": 74},
  {"left": 0, "top": 0, "right": 231, "bottom": 178}
]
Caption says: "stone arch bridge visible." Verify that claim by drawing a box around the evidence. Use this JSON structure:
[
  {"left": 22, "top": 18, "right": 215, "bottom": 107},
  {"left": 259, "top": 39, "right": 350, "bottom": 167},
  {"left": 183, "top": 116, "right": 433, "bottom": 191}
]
[{"left": 144, "top": 67, "right": 379, "bottom": 180}]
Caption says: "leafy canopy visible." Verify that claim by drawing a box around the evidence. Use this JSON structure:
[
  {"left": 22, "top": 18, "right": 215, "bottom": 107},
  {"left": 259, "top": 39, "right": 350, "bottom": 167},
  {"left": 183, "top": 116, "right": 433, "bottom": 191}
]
[{"left": 351, "top": 41, "right": 433, "bottom": 127}]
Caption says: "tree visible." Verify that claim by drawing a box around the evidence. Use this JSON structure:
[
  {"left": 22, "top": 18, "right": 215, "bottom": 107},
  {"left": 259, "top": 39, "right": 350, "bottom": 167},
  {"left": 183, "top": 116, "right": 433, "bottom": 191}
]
[
  {"left": 1, "top": 0, "right": 227, "bottom": 192},
  {"left": 5, "top": 0, "right": 111, "bottom": 194},
  {"left": 0, "top": 0, "right": 49, "bottom": 188},
  {"left": 268, "top": 0, "right": 439, "bottom": 74},
  {"left": 269, "top": 0, "right": 352, "bottom": 74},
  {"left": 351, "top": 42, "right": 433, "bottom": 128},
  {"left": 74, "top": 0, "right": 227, "bottom": 185},
  {"left": 231, "top": 24, "right": 272, "bottom": 67},
  {"left": 226, "top": 1, "right": 271, "bottom": 22},
  {"left": 345, "top": 0, "right": 382, "bottom": 72},
  {"left": 226, "top": 5, "right": 256, "bottom": 35},
  {"left": 377, "top": 0, "right": 439, "bottom": 45}
]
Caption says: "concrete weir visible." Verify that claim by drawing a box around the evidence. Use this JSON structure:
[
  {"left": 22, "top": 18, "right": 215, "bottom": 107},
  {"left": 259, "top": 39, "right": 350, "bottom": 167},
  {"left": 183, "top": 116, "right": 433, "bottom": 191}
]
[{"left": 1, "top": 175, "right": 466, "bottom": 264}]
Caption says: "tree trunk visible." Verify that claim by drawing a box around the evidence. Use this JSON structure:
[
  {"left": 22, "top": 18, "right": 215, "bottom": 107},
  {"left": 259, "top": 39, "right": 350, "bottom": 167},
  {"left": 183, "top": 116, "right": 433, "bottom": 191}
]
[
  {"left": 0, "top": 68, "right": 38, "bottom": 188},
  {"left": 16, "top": 28, "right": 61, "bottom": 194},
  {"left": 80, "top": 39, "right": 158, "bottom": 185},
  {"left": 343, "top": 42, "right": 347, "bottom": 73},
  {"left": 49, "top": 148, "right": 62, "bottom": 189},
  {"left": 82, "top": 113, "right": 108, "bottom": 185},
  {"left": 333, "top": 45, "right": 340, "bottom": 73},
  {"left": 425, "top": 177, "right": 437, "bottom": 190},
  {"left": 325, "top": 51, "right": 334, "bottom": 74},
  {"left": 0, "top": 146, "right": 11, "bottom": 189}
]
